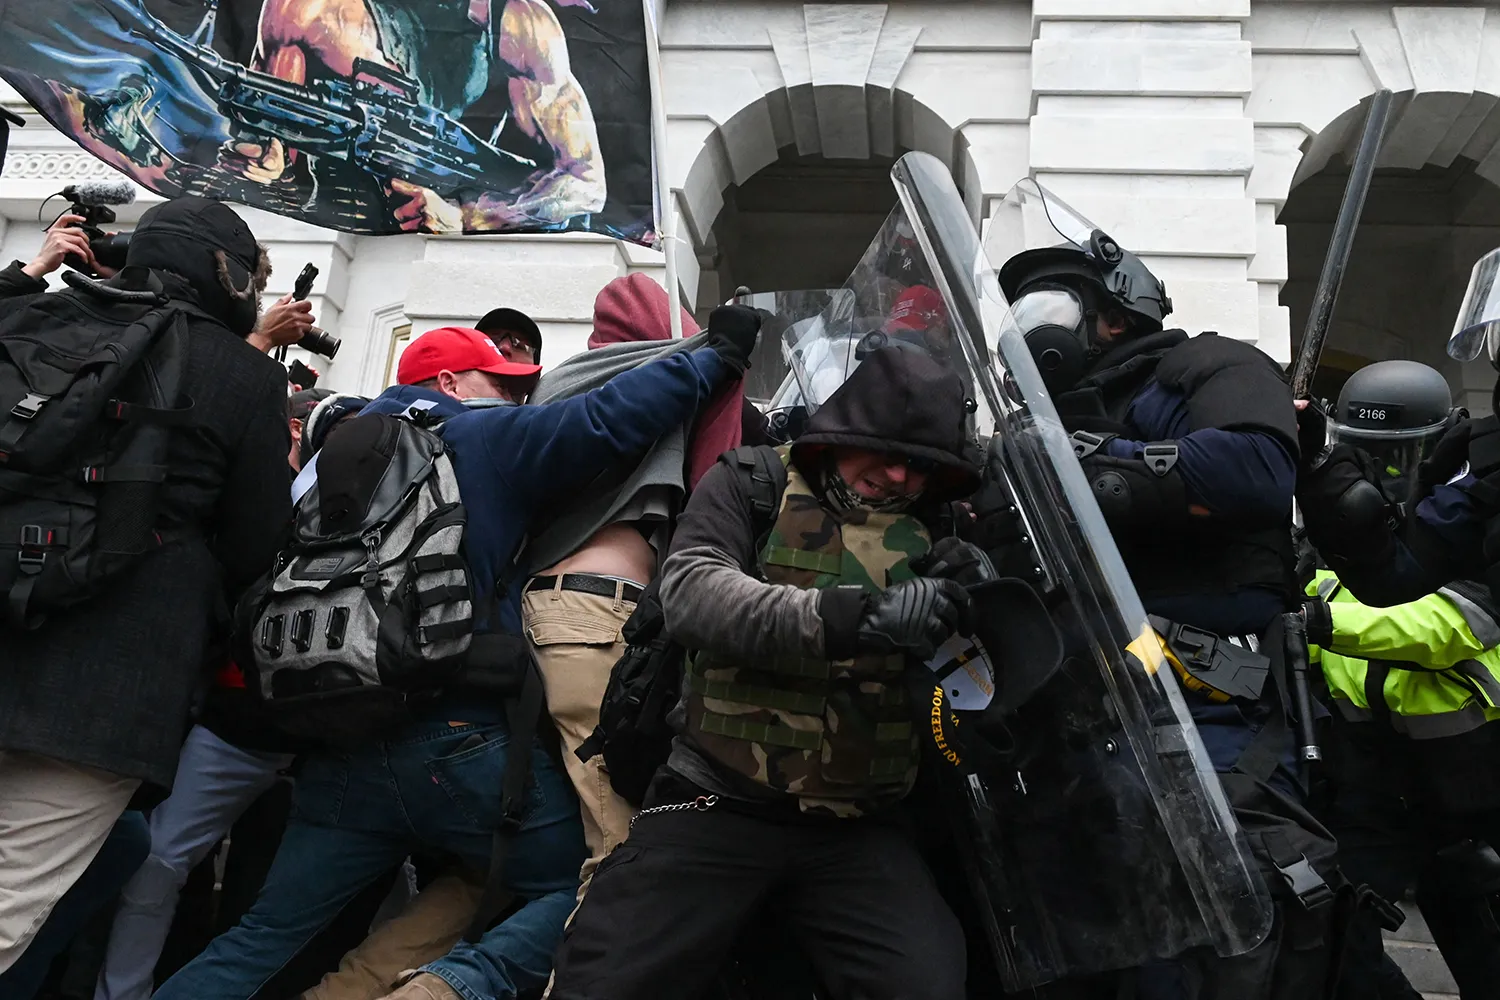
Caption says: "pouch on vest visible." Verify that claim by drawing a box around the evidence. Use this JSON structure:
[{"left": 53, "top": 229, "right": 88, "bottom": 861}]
[
  {"left": 234, "top": 410, "right": 474, "bottom": 748},
  {"left": 0, "top": 267, "right": 193, "bottom": 630}
]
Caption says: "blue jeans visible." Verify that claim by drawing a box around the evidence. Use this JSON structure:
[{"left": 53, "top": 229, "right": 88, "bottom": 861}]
[{"left": 154, "top": 708, "right": 586, "bottom": 1000}]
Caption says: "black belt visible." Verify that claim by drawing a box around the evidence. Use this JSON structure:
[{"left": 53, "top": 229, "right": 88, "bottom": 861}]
[{"left": 526, "top": 574, "right": 643, "bottom": 604}]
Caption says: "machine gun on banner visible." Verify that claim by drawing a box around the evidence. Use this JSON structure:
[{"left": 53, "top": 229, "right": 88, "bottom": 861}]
[{"left": 107, "top": 0, "right": 535, "bottom": 198}]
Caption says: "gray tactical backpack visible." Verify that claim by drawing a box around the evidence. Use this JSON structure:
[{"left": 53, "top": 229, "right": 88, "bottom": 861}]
[{"left": 235, "top": 407, "right": 474, "bottom": 747}]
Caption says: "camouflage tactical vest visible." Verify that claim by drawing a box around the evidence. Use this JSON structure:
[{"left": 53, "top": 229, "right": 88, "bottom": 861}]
[{"left": 685, "top": 450, "right": 932, "bottom": 817}]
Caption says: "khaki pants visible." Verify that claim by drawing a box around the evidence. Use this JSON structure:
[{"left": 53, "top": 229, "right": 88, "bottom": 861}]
[
  {"left": 522, "top": 581, "right": 638, "bottom": 893},
  {"left": 299, "top": 871, "right": 486, "bottom": 1000},
  {"left": 0, "top": 750, "right": 139, "bottom": 974}
]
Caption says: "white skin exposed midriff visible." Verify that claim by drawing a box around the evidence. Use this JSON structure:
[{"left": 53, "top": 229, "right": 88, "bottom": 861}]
[{"left": 542, "top": 521, "right": 657, "bottom": 586}]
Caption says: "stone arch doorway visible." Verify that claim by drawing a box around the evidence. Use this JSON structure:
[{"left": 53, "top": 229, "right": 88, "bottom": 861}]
[
  {"left": 1280, "top": 146, "right": 1500, "bottom": 411},
  {"left": 674, "top": 86, "right": 981, "bottom": 317},
  {"left": 661, "top": 2, "right": 993, "bottom": 316},
  {"left": 1252, "top": 6, "right": 1500, "bottom": 412}
]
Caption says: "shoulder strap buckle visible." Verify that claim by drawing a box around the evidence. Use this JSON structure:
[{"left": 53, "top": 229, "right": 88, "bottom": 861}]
[
  {"left": 10, "top": 393, "right": 47, "bottom": 420},
  {"left": 17, "top": 524, "right": 50, "bottom": 574},
  {"left": 1275, "top": 854, "right": 1335, "bottom": 910},
  {"left": 1068, "top": 430, "right": 1112, "bottom": 459}
]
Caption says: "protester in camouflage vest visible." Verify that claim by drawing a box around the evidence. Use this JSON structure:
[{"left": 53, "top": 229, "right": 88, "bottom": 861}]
[{"left": 550, "top": 346, "right": 993, "bottom": 1000}]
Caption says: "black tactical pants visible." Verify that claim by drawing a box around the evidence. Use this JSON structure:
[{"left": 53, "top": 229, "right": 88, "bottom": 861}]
[
  {"left": 549, "top": 780, "right": 966, "bottom": 1000},
  {"left": 1325, "top": 782, "right": 1500, "bottom": 1000}
]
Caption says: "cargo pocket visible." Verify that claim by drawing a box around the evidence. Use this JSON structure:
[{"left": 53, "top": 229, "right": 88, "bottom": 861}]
[
  {"left": 427, "top": 726, "right": 546, "bottom": 830},
  {"left": 523, "top": 593, "right": 627, "bottom": 647}
]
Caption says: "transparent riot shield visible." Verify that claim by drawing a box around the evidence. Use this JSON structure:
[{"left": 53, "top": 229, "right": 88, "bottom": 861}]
[
  {"left": 842, "top": 153, "right": 1272, "bottom": 988},
  {"left": 731, "top": 288, "right": 857, "bottom": 443},
  {"left": 733, "top": 289, "right": 848, "bottom": 406},
  {"left": 784, "top": 208, "right": 965, "bottom": 413},
  {"left": 1449, "top": 247, "right": 1500, "bottom": 365}
]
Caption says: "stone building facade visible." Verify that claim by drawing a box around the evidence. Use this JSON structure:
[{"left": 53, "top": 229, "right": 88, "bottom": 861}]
[{"left": 2, "top": 0, "right": 1498, "bottom": 410}]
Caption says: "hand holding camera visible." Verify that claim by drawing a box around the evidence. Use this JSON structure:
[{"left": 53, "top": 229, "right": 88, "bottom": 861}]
[
  {"left": 248, "top": 295, "right": 315, "bottom": 353},
  {"left": 247, "top": 263, "right": 341, "bottom": 359},
  {"left": 24, "top": 214, "right": 98, "bottom": 279}
]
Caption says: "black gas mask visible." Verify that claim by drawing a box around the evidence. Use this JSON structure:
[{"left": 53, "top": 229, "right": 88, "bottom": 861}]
[{"left": 1012, "top": 284, "right": 1096, "bottom": 395}]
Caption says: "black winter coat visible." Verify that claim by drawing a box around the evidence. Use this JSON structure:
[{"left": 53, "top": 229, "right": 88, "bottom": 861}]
[{"left": 0, "top": 263, "right": 291, "bottom": 793}]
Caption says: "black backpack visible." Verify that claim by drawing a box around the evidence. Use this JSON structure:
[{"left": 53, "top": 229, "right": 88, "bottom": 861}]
[
  {"left": 577, "top": 445, "right": 787, "bottom": 806},
  {"left": 0, "top": 268, "right": 193, "bottom": 630},
  {"left": 233, "top": 408, "right": 482, "bottom": 747},
  {"left": 234, "top": 402, "right": 543, "bottom": 945}
]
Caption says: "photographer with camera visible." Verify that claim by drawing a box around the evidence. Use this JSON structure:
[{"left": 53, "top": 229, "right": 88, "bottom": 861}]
[
  {"left": 0, "top": 213, "right": 111, "bottom": 304},
  {"left": 0, "top": 196, "right": 293, "bottom": 975}
]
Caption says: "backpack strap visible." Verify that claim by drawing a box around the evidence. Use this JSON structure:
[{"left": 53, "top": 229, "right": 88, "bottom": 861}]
[
  {"left": 464, "top": 655, "right": 546, "bottom": 943},
  {"left": 725, "top": 445, "right": 788, "bottom": 549}
]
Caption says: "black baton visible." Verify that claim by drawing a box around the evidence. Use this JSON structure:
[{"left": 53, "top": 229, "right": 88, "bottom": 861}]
[{"left": 1281, "top": 612, "right": 1322, "bottom": 778}]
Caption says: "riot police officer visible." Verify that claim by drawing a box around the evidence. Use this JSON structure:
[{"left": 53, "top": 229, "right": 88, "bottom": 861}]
[
  {"left": 1298, "top": 252, "right": 1499, "bottom": 606},
  {"left": 1294, "top": 361, "right": 1484, "bottom": 999},
  {"left": 996, "top": 191, "right": 1340, "bottom": 997}
]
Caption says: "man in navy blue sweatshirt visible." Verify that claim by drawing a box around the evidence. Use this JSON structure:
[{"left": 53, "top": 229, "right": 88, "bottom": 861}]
[
  {"left": 995, "top": 237, "right": 1338, "bottom": 997},
  {"left": 155, "top": 312, "right": 759, "bottom": 1000}
]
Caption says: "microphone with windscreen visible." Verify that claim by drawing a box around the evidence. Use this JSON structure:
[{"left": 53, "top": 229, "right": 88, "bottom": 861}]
[{"left": 54, "top": 179, "right": 136, "bottom": 273}]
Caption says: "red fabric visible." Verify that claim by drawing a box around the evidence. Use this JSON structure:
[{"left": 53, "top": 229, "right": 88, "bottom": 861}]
[
  {"left": 397, "top": 326, "right": 541, "bottom": 385},
  {"left": 884, "top": 284, "right": 947, "bottom": 333},
  {"left": 216, "top": 660, "right": 247, "bottom": 690},
  {"left": 588, "top": 274, "right": 742, "bottom": 487},
  {"left": 589, "top": 273, "right": 691, "bottom": 347}
]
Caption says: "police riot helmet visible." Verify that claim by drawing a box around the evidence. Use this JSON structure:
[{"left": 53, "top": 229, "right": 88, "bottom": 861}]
[
  {"left": 991, "top": 181, "right": 1171, "bottom": 394},
  {"left": 998, "top": 231, "right": 1172, "bottom": 335},
  {"left": 1331, "top": 360, "right": 1459, "bottom": 484}
]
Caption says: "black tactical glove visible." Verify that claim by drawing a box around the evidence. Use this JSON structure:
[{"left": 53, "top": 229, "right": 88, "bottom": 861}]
[
  {"left": 1413, "top": 418, "right": 1471, "bottom": 504},
  {"left": 1298, "top": 443, "right": 1398, "bottom": 557},
  {"left": 702, "top": 304, "right": 761, "bottom": 375},
  {"left": 910, "top": 537, "right": 1000, "bottom": 589},
  {"left": 853, "top": 577, "right": 973, "bottom": 661},
  {"left": 1301, "top": 597, "right": 1333, "bottom": 649}
]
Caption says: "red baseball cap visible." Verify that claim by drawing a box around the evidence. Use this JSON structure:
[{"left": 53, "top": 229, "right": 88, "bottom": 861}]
[
  {"left": 397, "top": 326, "right": 543, "bottom": 386},
  {"left": 884, "top": 285, "right": 948, "bottom": 333}
]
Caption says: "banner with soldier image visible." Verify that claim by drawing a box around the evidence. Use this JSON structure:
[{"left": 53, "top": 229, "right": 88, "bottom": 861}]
[{"left": 0, "top": 0, "right": 654, "bottom": 240}]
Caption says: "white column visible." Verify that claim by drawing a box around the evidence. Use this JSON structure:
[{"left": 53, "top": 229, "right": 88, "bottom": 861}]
[{"left": 1023, "top": 0, "right": 1271, "bottom": 354}]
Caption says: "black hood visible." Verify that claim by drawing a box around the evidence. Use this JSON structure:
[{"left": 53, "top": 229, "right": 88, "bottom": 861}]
[
  {"left": 126, "top": 196, "right": 260, "bottom": 332},
  {"left": 792, "top": 346, "right": 981, "bottom": 501}
]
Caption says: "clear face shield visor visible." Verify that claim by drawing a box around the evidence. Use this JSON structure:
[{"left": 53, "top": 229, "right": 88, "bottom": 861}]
[
  {"left": 1329, "top": 420, "right": 1448, "bottom": 484},
  {"left": 1449, "top": 247, "right": 1500, "bottom": 367}
]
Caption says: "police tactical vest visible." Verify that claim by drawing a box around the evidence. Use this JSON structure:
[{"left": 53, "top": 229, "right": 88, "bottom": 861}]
[
  {"left": 684, "top": 452, "right": 932, "bottom": 816},
  {"left": 1056, "top": 331, "right": 1296, "bottom": 607}
]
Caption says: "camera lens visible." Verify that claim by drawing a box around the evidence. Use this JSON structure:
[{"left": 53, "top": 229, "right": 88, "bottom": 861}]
[
  {"left": 299, "top": 327, "right": 341, "bottom": 359},
  {"left": 89, "top": 232, "right": 131, "bottom": 270}
]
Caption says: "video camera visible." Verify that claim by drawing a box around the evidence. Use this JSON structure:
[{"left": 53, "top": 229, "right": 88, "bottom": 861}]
[{"left": 52, "top": 180, "right": 136, "bottom": 274}]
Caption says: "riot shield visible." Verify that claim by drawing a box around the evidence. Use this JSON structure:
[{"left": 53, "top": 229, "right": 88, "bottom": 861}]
[
  {"left": 1449, "top": 246, "right": 1500, "bottom": 365},
  {"left": 731, "top": 288, "right": 857, "bottom": 443},
  {"left": 733, "top": 289, "right": 848, "bottom": 406},
  {"left": 829, "top": 153, "right": 1273, "bottom": 989},
  {"left": 783, "top": 208, "right": 965, "bottom": 413}
]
